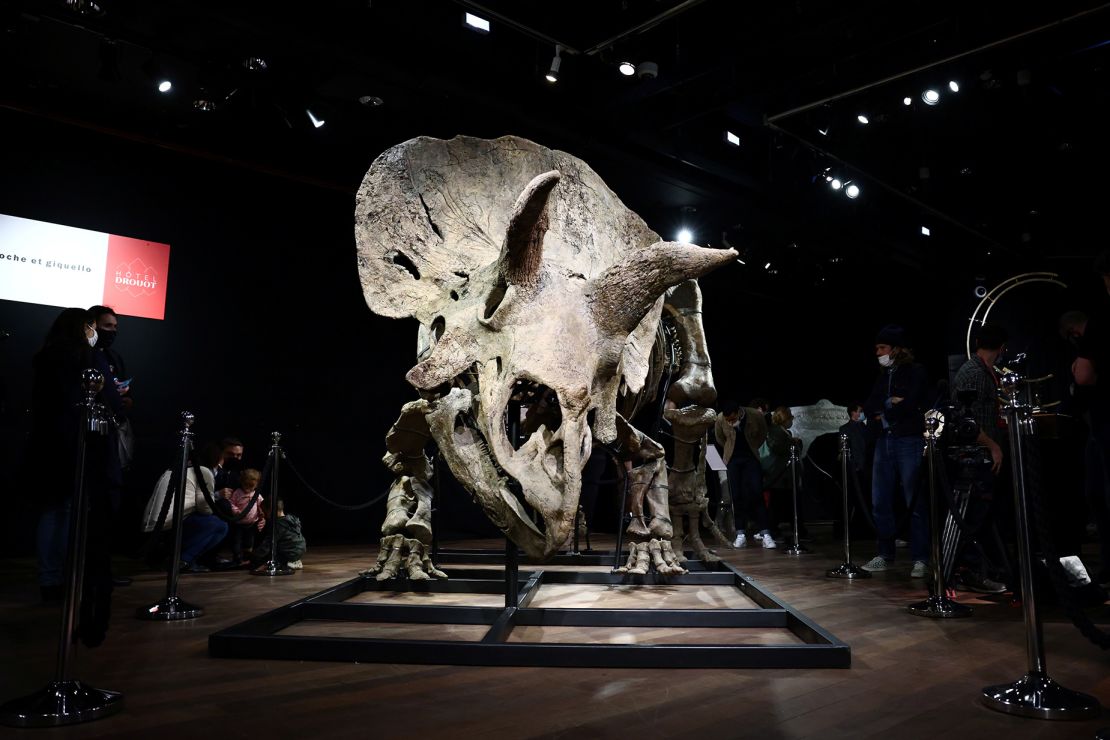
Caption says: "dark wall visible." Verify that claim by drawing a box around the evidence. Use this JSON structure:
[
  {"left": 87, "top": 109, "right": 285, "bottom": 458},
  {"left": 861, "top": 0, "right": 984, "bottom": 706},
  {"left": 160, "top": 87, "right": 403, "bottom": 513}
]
[{"left": 2, "top": 109, "right": 1102, "bottom": 552}]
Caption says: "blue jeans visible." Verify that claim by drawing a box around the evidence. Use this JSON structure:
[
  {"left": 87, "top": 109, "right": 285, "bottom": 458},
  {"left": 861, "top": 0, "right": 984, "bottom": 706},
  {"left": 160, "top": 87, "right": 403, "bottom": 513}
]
[
  {"left": 180, "top": 513, "right": 229, "bottom": 564},
  {"left": 872, "top": 434, "right": 928, "bottom": 562},
  {"left": 37, "top": 499, "right": 72, "bottom": 587}
]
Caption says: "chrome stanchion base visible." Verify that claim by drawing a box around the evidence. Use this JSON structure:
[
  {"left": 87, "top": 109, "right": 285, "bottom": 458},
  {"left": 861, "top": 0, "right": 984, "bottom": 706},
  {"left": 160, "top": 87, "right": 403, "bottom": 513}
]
[
  {"left": 251, "top": 561, "right": 294, "bottom": 577},
  {"left": 826, "top": 561, "right": 871, "bottom": 579},
  {"left": 782, "top": 543, "right": 812, "bottom": 556},
  {"left": 0, "top": 680, "right": 123, "bottom": 727},
  {"left": 982, "top": 673, "right": 1101, "bottom": 720},
  {"left": 907, "top": 594, "right": 972, "bottom": 618},
  {"left": 136, "top": 595, "right": 203, "bottom": 620}
]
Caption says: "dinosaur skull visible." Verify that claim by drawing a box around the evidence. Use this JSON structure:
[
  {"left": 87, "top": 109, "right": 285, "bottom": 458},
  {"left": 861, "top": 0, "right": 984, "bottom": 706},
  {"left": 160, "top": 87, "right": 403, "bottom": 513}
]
[{"left": 355, "top": 136, "right": 735, "bottom": 557}]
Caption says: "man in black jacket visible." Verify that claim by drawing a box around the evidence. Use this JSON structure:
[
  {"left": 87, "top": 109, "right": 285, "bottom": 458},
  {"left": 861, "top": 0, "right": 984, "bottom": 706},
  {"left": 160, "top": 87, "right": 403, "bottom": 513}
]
[{"left": 861, "top": 325, "right": 930, "bottom": 576}]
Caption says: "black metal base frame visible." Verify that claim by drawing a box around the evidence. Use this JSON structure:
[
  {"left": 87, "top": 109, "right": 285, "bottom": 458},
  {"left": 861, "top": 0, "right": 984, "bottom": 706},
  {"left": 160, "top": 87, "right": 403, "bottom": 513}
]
[{"left": 210, "top": 560, "right": 850, "bottom": 669}]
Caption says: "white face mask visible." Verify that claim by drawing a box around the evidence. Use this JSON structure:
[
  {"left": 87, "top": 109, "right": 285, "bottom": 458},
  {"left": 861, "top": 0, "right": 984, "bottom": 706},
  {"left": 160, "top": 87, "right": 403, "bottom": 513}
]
[
  {"left": 878, "top": 354, "right": 894, "bottom": 368},
  {"left": 87, "top": 329, "right": 98, "bottom": 348}
]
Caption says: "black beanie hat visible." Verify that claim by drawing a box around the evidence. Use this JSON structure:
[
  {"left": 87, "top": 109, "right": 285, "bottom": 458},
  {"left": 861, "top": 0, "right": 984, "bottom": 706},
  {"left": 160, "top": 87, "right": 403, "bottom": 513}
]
[{"left": 875, "top": 324, "right": 907, "bottom": 347}]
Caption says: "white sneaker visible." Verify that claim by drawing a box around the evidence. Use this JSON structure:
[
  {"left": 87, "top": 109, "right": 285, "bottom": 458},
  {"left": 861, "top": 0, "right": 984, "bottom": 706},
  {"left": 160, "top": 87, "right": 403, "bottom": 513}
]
[
  {"left": 910, "top": 560, "right": 927, "bottom": 578},
  {"left": 287, "top": 560, "right": 303, "bottom": 570},
  {"left": 759, "top": 532, "right": 777, "bottom": 549},
  {"left": 861, "top": 556, "right": 890, "bottom": 572},
  {"left": 733, "top": 532, "right": 747, "bottom": 548}
]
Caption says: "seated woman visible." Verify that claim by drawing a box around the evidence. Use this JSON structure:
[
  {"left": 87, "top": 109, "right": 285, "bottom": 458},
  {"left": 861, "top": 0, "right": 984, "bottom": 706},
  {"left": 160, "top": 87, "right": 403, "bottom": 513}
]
[{"left": 141, "top": 462, "right": 227, "bottom": 572}]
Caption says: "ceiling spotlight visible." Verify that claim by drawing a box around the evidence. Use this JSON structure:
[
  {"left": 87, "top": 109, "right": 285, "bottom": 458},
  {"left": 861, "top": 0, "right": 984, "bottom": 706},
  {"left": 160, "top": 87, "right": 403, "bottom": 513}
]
[
  {"left": 636, "top": 61, "right": 658, "bottom": 80},
  {"left": 948, "top": 80, "right": 960, "bottom": 92},
  {"left": 306, "top": 109, "right": 325, "bottom": 128},
  {"left": 618, "top": 61, "right": 636, "bottom": 76},
  {"left": 922, "top": 89, "right": 940, "bottom": 105},
  {"left": 830, "top": 178, "right": 842, "bottom": 190},
  {"left": 677, "top": 228, "right": 693, "bottom": 243},
  {"left": 903, "top": 96, "right": 912, "bottom": 106},
  {"left": 726, "top": 131, "right": 740, "bottom": 146},
  {"left": 857, "top": 114, "right": 869, "bottom": 125},
  {"left": 157, "top": 80, "right": 172, "bottom": 93},
  {"left": 845, "top": 183, "right": 860, "bottom": 199},
  {"left": 359, "top": 95, "right": 385, "bottom": 107},
  {"left": 464, "top": 12, "right": 490, "bottom": 32},
  {"left": 243, "top": 57, "right": 268, "bottom": 72},
  {"left": 764, "top": 262, "right": 772, "bottom": 270},
  {"left": 545, "top": 46, "right": 562, "bottom": 83},
  {"left": 817, "top": 127, "right": 829, "bottom": 136},
  {"left": 921, "top": 225, "right": 931, "bottom": 236},
  {"left": 192, "top": 98, "right": 216, "bottom": 112}
]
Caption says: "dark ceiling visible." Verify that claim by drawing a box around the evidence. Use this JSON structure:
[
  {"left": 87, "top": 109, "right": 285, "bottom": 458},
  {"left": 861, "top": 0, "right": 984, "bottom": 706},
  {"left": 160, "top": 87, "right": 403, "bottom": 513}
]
[{"left": 1, "top": 0, "right": 1108, "bottom": 287}]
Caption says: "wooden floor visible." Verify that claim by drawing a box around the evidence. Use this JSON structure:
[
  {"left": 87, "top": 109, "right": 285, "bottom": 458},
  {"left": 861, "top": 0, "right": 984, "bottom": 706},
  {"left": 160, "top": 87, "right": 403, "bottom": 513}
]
[{"left": 2, "top": 531, "right": 1108, "bottom": 739}]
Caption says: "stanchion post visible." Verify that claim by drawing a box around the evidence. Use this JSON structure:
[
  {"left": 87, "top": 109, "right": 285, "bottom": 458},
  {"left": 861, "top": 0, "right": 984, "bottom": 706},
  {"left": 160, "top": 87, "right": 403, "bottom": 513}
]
[
  {"left": 138, "top": 412, "right": 203, "bottom": 620},
  {"left": 827, "top": 433, "right": 869, "bottom": 578},
  {"left": 0, "top": 370, "right": 123, "bottom": 727},
  {"left": 981, "top": 373, "right": 1100, "bottom": 719},
  {"left": 908, "top": 416, "right": 970, "bottom": 618},
  {"left": 254, "top": 431, "right": 293, "bottom": 577},
  {"left": 782, "top": 441, "right": 810, "bottom": 556}
]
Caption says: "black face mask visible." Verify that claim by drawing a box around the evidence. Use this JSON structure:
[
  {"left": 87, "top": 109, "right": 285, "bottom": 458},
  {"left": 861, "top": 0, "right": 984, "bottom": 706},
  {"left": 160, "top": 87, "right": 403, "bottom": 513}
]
[{"left": 96, "top": 329, "right": 117, "bottom": 349}]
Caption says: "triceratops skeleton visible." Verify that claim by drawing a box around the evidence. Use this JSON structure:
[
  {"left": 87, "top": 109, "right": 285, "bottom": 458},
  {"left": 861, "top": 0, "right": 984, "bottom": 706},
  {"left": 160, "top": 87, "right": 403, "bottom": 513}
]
[{"left": 355, "top": 135, "right": 734, "bottom": 578}]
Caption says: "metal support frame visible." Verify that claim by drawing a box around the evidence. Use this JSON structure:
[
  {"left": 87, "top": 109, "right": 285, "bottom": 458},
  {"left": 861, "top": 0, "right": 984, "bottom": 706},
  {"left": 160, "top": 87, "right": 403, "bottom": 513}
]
[
  {"left": 908, "top": 416, "right": 971, "bottom": 618},
  {"left": 138, "top": 412, "right": 204, "bottom": 620},
  {"left": 0, "top": 370, "right": 123, "bottom": 727},
  {"left": 980, "top": 372, "right": 1100, "bottom": 719},
  {"left": 210, "top": 558, "right": 849, "bottom": 669},
  {"left": 827, "top": 433, "right": 869, "bottom": 579}
]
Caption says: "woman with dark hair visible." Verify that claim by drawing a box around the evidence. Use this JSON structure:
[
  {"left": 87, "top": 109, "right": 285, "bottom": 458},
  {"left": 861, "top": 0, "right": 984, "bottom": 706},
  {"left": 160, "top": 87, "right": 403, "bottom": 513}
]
[{"left": 28, "top": 307, "right": 125, "bottom": 646}]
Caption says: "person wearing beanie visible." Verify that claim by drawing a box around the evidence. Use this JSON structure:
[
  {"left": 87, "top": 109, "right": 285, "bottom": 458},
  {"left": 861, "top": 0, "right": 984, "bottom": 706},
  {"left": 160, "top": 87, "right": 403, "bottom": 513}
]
[{"left": 861, "top": 325, "right": 931, "bottom": 576}]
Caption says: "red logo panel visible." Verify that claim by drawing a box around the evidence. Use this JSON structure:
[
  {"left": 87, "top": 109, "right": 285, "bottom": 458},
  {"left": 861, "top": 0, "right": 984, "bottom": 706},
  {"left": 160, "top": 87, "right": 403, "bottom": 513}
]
[{"left": 103, "top": 234, "right": 171, "bottom": 319}]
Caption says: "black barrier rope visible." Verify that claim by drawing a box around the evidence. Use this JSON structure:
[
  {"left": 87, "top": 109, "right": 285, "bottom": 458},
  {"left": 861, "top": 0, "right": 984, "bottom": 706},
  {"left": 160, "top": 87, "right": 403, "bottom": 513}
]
[
  {"left": 1023, "top": 430, "right": 1110, "bottom": 650},
  {"left": 280, "top": 452, "right": 390, "bottom": 511}
]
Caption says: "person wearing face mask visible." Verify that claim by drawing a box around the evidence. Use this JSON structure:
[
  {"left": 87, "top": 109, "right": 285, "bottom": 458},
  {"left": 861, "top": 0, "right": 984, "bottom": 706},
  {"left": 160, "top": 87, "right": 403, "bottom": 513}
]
[
  {"left": 25, "top": 308, "right": 125, "bottom": 645},
  {"left": 88, "top": 305, "right": 131, "bottom": 411},
  {"left": 861, "top": 325, "right": 930, "bottom": 576}
]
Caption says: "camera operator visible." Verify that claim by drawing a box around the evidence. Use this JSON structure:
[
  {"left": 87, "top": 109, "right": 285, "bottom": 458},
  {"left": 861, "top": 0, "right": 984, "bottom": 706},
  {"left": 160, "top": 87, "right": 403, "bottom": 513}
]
[{"left": 948, "top": 324, "right": 1008, "bottom": 593}]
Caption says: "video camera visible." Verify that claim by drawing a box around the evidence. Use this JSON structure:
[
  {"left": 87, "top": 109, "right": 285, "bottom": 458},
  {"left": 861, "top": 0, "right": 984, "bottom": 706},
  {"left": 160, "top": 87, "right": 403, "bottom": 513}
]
[{"left": 937, "top": 390, "right": 982, "bottom": 448}]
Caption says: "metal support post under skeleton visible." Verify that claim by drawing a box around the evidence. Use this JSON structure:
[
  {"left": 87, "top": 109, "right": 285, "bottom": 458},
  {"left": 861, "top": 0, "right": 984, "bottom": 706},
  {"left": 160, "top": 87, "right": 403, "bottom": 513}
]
[
  {"left": 0, "top": 370, "right": 123, "bottom": 728},
  {"left": 980, "top": 372, "right": 1099, "bottom": 719},
  {"left": 827, "top": 433, "right": 869, "bottom": 579},
  {"left": 138, "top": 411, "right": 204, "bottom": 620},
  {"left": 782, "top": 441, "right": 810, "bottom": 556},
  {"left": 254, "top": 432, "right": 293, "bottom": 577},
  {"left": 908, "top": 416, "right": 970, "bottom": 618}
]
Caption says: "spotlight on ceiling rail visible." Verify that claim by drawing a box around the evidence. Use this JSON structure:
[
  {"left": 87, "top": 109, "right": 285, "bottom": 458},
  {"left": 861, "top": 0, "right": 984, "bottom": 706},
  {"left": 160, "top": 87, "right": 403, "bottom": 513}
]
[
  {"left": 948, "top": 80, "right": 960, "bottom": 92},
  {"left": 545, "top": 46, "right": 562, "bottom": 83},
  {"left": 922, "top": 89, "right": 940, "bottom": 105},
  {"left": 618, "top": 61, "right": 636, "bottom": 76},
  {"left": 857, "top": 114, "right": 869, "bottom": 125},
  {"left": 726, "top": 131, "right": 740, "bottom": 146},
  {"left": 243, "top": 57, "right": 268, "bottom": 72},
  {"left": 903, "top": 96, "right": 912, "bottom": 106},
  {"left": 157, "top": 80, "right": 172, "bottom": 93},
  {"left": 306, "top": 109, "right": 325, "bottom": 128},
  {"left": 845, "top": 183, "right": 860, "bottom": 199}
]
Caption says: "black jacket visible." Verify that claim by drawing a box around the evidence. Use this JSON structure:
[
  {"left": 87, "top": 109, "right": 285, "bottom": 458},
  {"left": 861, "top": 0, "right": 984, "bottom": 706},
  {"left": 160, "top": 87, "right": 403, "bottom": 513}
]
[{"left": 864, "top": 362, "right": 929, "bottom": 437}]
